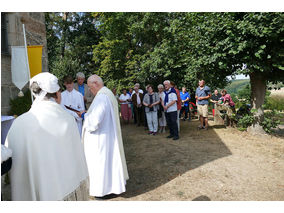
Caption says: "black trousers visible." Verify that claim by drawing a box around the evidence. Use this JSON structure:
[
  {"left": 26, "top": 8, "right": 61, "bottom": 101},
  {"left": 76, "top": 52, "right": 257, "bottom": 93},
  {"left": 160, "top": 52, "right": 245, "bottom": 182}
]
[
  {"left": 165, "top": 111, "right": 179, "bottom": 137},
  {"left": 180, "top": 105, "right": 190, "bottom": 119},
  {"left": 134, "top": 106, "right": 144, "bottom": 126},
  {"left": 1, "top": 157, "right": 12, "bottom": 176}
]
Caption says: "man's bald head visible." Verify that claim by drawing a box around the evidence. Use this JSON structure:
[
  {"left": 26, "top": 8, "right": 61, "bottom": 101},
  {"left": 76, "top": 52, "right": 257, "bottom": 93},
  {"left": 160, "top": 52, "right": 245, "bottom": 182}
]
[
  {"left": 87, "top": 75, "right": 104, "bottom": 85},
  {"left": 87, "top": 74, "right": 104, "bottom": 95}
]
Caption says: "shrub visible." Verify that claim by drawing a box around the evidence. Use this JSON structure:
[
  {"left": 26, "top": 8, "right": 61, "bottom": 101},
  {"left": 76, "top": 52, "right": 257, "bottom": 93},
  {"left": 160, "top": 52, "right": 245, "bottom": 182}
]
[
  {"left": 235, "top": 107, "right": 282, "bottom": 134},
  {"left": 237, "top": 114, "right": 255, "bottom": 130},
  {"left": 261, "top": 110, "right": 282, "bottom": 134},
  {"left": 9, "top": 90, "right": 32, "bottom": 116}
]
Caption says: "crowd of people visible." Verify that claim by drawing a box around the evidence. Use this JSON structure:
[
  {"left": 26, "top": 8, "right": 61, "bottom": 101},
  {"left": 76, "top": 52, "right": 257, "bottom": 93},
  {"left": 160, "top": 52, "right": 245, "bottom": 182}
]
[
  {"left": 115, "top": 81, "right": 183, "bottom": 140},
  {"left": 114, "top": 79, "right": 236, "bottom": 135},
  {"left": 3, "top": 71, "right": 235, "bottom": 201}
]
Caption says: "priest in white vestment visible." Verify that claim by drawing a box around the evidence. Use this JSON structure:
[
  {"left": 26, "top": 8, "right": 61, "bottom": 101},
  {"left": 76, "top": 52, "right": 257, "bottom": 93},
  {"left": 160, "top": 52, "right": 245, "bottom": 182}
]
[
  {"left": 61, "top": 76, "right": 85, "bottom": 136},
  {"left": 6, "top": 73, "right": 89, "bottom": 201},
  {"left": 80, "top": 75, "right": 129, "bottom": 198}
]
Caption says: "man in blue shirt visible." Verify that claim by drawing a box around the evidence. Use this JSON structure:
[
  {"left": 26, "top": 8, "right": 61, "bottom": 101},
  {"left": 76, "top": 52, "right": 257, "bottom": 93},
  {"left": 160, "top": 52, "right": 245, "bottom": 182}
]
[
  {"left": 180, "top": 87, "right": 191, "bottom": 121},
  {"left": 74, "top": 72, "right": 94, "bottom": 109},
  {"left": 195, "top": 80, "right": 211, "bottom": 130}
]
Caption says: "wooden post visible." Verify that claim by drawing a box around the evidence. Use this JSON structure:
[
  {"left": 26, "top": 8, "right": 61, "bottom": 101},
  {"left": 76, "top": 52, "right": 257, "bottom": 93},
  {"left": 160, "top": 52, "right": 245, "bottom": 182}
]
[{"left": 23, "top": 24, "right": 33, "bottom": 103}]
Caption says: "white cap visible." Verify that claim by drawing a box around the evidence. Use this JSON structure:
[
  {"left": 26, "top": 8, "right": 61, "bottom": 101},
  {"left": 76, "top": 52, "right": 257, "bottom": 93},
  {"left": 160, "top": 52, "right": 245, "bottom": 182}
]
[{"left": 30, "top": 72, "right": 60, "bottom": 100}]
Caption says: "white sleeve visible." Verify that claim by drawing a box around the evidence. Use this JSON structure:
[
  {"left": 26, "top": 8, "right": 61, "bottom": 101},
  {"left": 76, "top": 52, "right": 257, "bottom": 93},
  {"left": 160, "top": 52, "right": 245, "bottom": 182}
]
[
  {"left": 84, "top": 94, "right": 108, "bottom": 132},
  {"left": 79, "top": 93, "right": 85, "bottom": 111}
]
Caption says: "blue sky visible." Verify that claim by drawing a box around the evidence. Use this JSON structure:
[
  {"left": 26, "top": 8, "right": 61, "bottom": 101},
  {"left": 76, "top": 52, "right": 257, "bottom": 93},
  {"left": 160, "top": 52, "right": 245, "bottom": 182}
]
[{"left": 227, "top": 74, "right": 250, "bottom": 80}]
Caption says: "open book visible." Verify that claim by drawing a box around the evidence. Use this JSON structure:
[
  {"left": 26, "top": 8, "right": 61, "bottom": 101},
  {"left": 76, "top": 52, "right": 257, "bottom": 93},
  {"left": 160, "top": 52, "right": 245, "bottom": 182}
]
[{"left": 64, "top": 105, "right": 80, "bottom": 113}]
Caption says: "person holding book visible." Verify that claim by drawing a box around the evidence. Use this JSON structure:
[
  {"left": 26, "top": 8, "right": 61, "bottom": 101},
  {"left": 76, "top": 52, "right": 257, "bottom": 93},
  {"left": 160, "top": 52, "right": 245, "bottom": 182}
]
[{"left": 61, "top": 75, "right": 85, "bottom": 136}]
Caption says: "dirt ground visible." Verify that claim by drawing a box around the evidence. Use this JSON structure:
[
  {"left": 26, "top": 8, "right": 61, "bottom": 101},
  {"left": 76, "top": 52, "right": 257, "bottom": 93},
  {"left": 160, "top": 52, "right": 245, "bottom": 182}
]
[
  {"left": 2, "top": 115, "right": 283, "bottom": 201},
  {"left": 105, "top": 116, "right": 284, "bottom": 201}
]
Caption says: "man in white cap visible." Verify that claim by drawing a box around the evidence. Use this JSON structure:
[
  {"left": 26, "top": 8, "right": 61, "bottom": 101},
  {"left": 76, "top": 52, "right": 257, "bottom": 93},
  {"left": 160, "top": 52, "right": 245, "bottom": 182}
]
[
  {"left": 74, "top": 72, "right": 94, "bottom": 109},
  {"left": 79, "top": 74, "right": 129, "bottom": 199},
  {"left": 6, "top": 72, "right": 89, "bottom": 201}
]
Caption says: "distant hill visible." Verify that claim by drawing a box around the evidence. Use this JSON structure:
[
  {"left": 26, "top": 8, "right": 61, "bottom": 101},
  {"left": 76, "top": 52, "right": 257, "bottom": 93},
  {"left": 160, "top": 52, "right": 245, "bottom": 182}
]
[{"left": 225, "top": 79, "right": 250, "bottom": 94}]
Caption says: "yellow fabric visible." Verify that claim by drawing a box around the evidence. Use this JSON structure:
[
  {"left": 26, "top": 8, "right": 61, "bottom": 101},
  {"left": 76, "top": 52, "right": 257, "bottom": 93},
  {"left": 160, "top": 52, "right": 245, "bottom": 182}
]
[{"left": 27, "top": 46, "right": 42, "bottom": 78}]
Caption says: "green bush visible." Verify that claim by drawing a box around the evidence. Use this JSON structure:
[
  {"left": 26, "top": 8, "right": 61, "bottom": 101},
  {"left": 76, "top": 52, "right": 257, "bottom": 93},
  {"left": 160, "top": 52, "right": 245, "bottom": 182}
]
[
  {"left": 9, "top": 90, "right": 32, "bottom": 116},
  {"left": 261, "top": 110, "right": 282, "bottom": 134},
  {"left": 235, "top": 107, "right": 282, "bottom": 134},
  {"left": 237, "top": 114, "right": 255, "bottom": 129}
]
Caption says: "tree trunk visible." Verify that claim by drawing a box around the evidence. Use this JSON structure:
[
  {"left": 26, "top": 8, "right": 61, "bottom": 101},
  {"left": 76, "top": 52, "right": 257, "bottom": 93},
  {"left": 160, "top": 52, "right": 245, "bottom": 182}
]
[
  {"left": 61, "top": 12, "right": 69, "bottom": 58},
  {"left": 247, "top": 72, "right": 266, "bottom": 135}
]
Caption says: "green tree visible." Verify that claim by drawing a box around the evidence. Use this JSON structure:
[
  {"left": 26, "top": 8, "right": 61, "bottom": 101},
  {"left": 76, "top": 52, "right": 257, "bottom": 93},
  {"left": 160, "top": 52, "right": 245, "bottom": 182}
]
[
  {"left": 182, "top": 13, "right": 284, "bottom": 134},
  {"left": 92, "top": 12, "right": 173, "bottom": 91},
  {"left": 91, "top": 12, "right": 284, "bottom": 133},
  {"left": 45, "top": 12, "right": 101, "bottom": 82}
]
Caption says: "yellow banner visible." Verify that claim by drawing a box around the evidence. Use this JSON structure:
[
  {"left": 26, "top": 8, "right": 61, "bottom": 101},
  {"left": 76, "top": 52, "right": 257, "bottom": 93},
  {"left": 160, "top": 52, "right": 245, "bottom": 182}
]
[{"left": 27, "top": 45, "right": 43, "bottom": 78}]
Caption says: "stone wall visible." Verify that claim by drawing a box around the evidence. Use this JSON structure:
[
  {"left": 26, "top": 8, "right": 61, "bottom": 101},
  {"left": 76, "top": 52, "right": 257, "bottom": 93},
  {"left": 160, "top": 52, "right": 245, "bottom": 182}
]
[{"left": 1, "top": 12, "right": 48, "bottom": 115}]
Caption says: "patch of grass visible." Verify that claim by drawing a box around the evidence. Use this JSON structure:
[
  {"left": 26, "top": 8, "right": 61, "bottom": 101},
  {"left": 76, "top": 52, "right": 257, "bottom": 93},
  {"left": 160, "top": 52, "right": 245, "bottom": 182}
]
[
  {"left": 265, "top": 95, "right": 284, "bottom": 111},
  {"left": 238, "top": 127, "right": 247, "bottom": 132},
  {"left": 225, "top": 79, "right": 250, "bottom": 95},
  {"left": 176, "top": 191, "right": 184, "bottom": 197}
]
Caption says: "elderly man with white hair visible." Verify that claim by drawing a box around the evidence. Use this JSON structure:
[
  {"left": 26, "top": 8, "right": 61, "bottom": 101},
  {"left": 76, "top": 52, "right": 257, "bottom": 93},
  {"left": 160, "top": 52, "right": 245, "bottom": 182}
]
[
  {"left": 162, "top": 80, "right": 179, "bottom": 140},
  {"left": 132, "top": 83, "right": 144, "bottom": 95},
  {"left": 74, "top": 72, "right": 94, "bottom": 109},
  {"left": 6, "top": 72, "right": 89, "bottom": 201},
  {"left": 79, "top": 75, "right": 129, "bottom": 199},
  {"left": 131, "top": 85, "right": 144, "bottom": 126}
]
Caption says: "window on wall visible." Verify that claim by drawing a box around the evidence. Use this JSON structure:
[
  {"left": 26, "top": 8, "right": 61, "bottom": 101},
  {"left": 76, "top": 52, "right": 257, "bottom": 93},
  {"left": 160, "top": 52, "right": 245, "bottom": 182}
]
[{"left": 1, "top": 12, "right": 9, "bottom": 54}]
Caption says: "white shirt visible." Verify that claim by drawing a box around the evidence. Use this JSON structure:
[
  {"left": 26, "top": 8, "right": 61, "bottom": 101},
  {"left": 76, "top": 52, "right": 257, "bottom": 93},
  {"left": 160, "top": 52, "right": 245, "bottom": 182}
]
[
  {"left": 61, "top": 89, "right": 85, "bottom": 136},
  {"left": 135, "top": 92, "right": 141, "bottom": 105},
  {"left": 119, "top": 94, "right": 131, "bottom": 104},
  {"left": 165, "top": 90, "right": 177, "bottom": 113},
  {"left": 61, "top": 89, "right": 85, "bottom": 113},
  {"left": 132, "top": 89, "right": 143, "bottom": 95}
]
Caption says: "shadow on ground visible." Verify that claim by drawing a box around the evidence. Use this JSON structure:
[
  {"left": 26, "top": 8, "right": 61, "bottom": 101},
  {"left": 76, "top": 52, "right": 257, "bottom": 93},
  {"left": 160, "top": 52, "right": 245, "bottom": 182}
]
[
  {"left": 272, "top": 125, "right": 284, "bottom": 138},
  {"left": 192, "top": 195, "right": 211, "bottom": 201},
  {"left": 120, "top": 119, "right": 232, "bottom": 198}
]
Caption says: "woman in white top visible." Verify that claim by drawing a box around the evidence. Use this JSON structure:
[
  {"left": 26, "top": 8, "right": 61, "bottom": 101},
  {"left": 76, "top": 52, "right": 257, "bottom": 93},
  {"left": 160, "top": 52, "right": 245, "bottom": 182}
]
[
  {"left": 119, "top": 88, "right": 132, "bottom": 124},
  {"left": 158, "top": 84, "right": 167, "bottom": 133}
]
